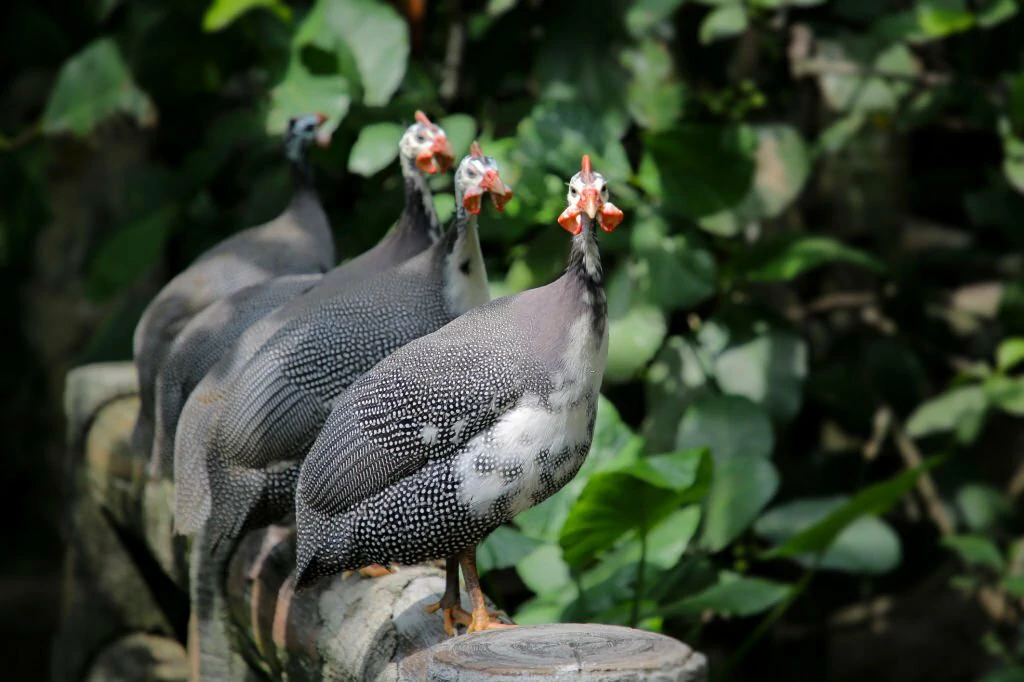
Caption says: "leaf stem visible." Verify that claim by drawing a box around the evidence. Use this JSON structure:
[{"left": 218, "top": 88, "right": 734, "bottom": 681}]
[{"left": 631, "top": 530, "right": 648, "bottom": 627}]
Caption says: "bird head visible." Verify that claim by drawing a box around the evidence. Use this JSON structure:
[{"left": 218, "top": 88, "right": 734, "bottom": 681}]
[
  {"left": 285, "top": 112, "right": 330, "bottom": 161},
  {"left": 455, "top": 141, "right": 514, "bottom": 215},
  {"left": 400, "top": 111, "right": 455, "bottom": 175},
  {"left": 558, "top": 155, "right": 623, "bottom": 235}
]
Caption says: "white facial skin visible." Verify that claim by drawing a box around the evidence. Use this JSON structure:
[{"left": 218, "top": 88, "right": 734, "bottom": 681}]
[
  {"left": 565, "top": 171, "right": 610, "bottom": 211},
  {"left": 454, "top": 153, "right": 511, "bottom": 214},
  {"left": 285, "top": 114, "right": 324, "bottom": 162},
  {"left": 398, "top": 121, "right": 454, "bottom": 173}
]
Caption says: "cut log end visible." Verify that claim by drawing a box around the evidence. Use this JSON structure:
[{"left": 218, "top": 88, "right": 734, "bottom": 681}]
[{"left": 402, "top": 622, "right": 708, "bottom": 681}]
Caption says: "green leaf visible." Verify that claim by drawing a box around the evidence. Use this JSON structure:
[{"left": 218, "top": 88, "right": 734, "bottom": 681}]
[
  {"left": 516, "top": 396, "right": 643, "bottom": 543},
  {"left": 642, "top": 336, "right": 713, "bottom": 453},
  {"left": 625, "top": 450, "right": 710, "bottom": 495},
  {"left": 347, "top": 122, "right": 403, "bottom": 176},
  {"left": 676, "top": 394, "right": 774, "bottom": 462},
  {"left": 630, "top": 212, "right": 717, "bottom": 311},
  {"left": 647, "top": 507, "right": 703, "bottom": 569},
  {"left": 324, "top": 0, "right": 409, "bottom": 106},
  {"left": 267, "top": 58, "right": 350, "bottom": 135},
  {"left": 761, "top": 459, "right": 943, "bottom": 560},
  {"left": 715, "top": 329, "right": 808, "bottom": 423},
  {"left": 756, "top": 497, "right": 902, "bottom": 574},
  {"left": 977, "top": 0, "right": 1018, "bottom": 28},
  {"left": 622, "top": 39, "right": 686, "bottom": 131},
  {"left": 661, "top": 573, "right": 792, "bottom": 617},
  {"left": 86, "top": 207, "right": 174, "bottom": 301},
  {"left": 985, "top": 375, "right": 1024, "bottom": 416},
  {"left": 559, "top": 471, "right": 683, "bottom": 569},
  {"left": 439, "top": 114, "right": 477, "bottom": 159},
  {"left": 699, "top": 5, "right": 749, "bottom": 45},
  {"left": 1003, "top": 575, "right": 1024, "bottom": 598},
  {"left": 997, "top": 338, "right": 1024, "bottom": 373},
  {"left": 41, "top": 38, "right": 156, "bottom": 137},
  {"left": 749, "top": 125, "right": 810, "bottom": 218},
  {"left": 701, "top": 455, "right": 779, "bottom": 551},
  {"left": 956, "top": 484, "right": 1012, "bottom": 533},
  {"left": 645, "top": 125, "right": 756, "bottom": 220},
  {"left": 942, "top": 534, "right": 1006, "bottom": 572},
  {"left": 816, "top": 42, "right": 918, "bottom": 113},
  {"left": 477, "top": 525, "right": 542, "bottom": 574},
  {"left": 606, "top": 303, "right": 668, "bottom": 383},
  {"left": 202, "top": 0, "right": 291, "bottom": 31},
  {"left": 916, "top": 0, "right": 975, "bottom": 37},
  {"left": 980, "top": 667, "right": 1024, "bottom": 682},
  {"left": 740, "top": 235, "right": 885, "bottom": 282},
  {"left": 516, "top": 544, "right": 573, "bottom": 595},
  {"left": 906, "top": 385, "right": 988, "bottom": 439}
]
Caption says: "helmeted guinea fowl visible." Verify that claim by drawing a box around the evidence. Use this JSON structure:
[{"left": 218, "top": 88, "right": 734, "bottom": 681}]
[
  {"left": 293, "top": 155, "right": 623, "bottom": 635},
  {"left": 175, "top": 142, "right": 511, "bottom": 547},
  {"left": 130, "top": 112, "right": 335, "bottom": 458},
  {"left": 172, "top": 111, "right": 455, "bottom": 519},
  {"left": 148, "top": 273, "right": 320, "bottom": 478}
]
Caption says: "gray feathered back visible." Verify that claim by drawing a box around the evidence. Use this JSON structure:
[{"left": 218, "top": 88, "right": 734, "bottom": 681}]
[{"left": 150, "top": 273, "right": 322, "bottom": 478}]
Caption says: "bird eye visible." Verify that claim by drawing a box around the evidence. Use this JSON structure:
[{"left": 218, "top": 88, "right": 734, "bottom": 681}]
[
  {"left": 600, "top": 186, "right": 608, "bottom": 199},
  {"left": 570, "top": 187, "right": 578, "bottom": 196},
  {"left": 416, "top": 133, "right": 426, "bottom": 143}
]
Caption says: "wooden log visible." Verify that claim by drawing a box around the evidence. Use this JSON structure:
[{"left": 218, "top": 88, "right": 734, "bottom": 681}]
[
  {"left": 84, "top": 634, "right": 188, "bottom": 682},
  {"left": 62, "top": 362, "right": 709, "bottom": 682}
]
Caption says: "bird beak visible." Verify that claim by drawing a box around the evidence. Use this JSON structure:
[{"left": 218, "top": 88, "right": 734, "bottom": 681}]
[
  {"left": 314, "top": 113, "right": 332, "bottom": 148},
  {"left": 581, "top": 188, "right": 600, "bottom": 220},
  {"left": 432, "top": 135, "right": 455, "bottom": 173},
  {"left": 480, "top": 170, "right": 513, "bottom": 212}
]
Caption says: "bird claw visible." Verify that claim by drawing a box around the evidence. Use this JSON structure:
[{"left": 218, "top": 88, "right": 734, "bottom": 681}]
[
  {"left": 466, "top": 608, "right": 514, "bottom": 634},
  {"left": 358, "top": 563, "right": 395, "bottom": 578}
]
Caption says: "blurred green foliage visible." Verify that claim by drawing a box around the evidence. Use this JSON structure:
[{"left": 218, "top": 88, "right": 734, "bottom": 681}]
[{"left": 6, "top": 0, "right": 1024, "bottom": 679}]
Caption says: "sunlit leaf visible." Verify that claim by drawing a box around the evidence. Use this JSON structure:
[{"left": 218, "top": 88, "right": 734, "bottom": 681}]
[
  {"left": 997, "top": 338, "right": 1024, "bottom": 373},
  {"left": 756, "top": 497, "right": 902, "bottom": 574},
  {"left": 942, "top": 534, "right": 1006, "bottom": 572},
  {"left": 626, "top": 0, "right": 687, "bottom": 36},
  {"left": 439, "top": 114, "right": 477, "bottom": 159},
  {"left": 675, "top": 394, "right": 774, "bottom": 461},
  {"left": 642, "top": 336, "right": 714, "bottom": 453},
  {"left": 906, "top": 385, "right": 988, "bottom": 439},
  {"left": 631, "top": 211, "right": 717, "bottom": 311},
  {"left": 267, "top": 57, "right": 350, "bottom": 135},
  {"left": 347, "top": 122, "right": 403, "bottom": 176},
  {"left": 761, "top": 459, "right": 943, "bottom": 560},
  {"left": 661, "top": 573, "right": 792, "bottom": 617},
  {"left": 916, "top": 0, "right": 975, "bottom": 37},
  {"left": 324, "top": 0, "right": 409, "bottom": 106},
  {"left": 715, "top": 329, "right": 808, "bottom": 423},
  {"left": 701, "top": 455, "right": 779, "bottom": 551},
  {"left": 739, "top": 235, "right": 885, "bottom": 282},
  {"left": 750, "top": 125, "right": 810, "bottom": 218},
  {"left": 699, "top": 5, "right": 749, "bottom": 44},
  {"left": 41, "top": 38, "right": 156, "bottom": 137},
  {"left": 202, "top": 0, "right": 291, "bottom": 31},
  {"left": 622, "top": 39, "right": 686, "bottom": 131},
  {"left": 984, "top": 375, "right": 1024, "bottom": 416}
]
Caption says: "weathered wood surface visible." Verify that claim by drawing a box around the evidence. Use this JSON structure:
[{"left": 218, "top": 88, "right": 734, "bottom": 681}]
[{"left": 59, "top": 362, "right": 709, "bottom": 682}]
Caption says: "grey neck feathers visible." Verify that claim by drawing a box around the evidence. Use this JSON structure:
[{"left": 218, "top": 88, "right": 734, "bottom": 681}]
[
  {"left": 437, "top": 202, "right": 488, "bottom": 316},
  {"left": 286, "top": 138, "right": 316, "bottom": 191},
  {"left": 396, "top": 155, "right": 442, "bottom": 243},
  {"left": 564, "top": 217, "right": 608, "bottom": 326}
]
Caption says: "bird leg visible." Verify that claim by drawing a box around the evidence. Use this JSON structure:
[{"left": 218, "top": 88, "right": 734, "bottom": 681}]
[
  {"left": 424, "top": 555, "right": 472, "bottom": 636},
  {"left": 459, "top": 549, "right": 514, "bottom": 633}
]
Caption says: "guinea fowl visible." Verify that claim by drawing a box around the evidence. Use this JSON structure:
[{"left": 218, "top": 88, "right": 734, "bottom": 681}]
[
  {"left": 130, "top": 113, "right": 335, "bottom": 457},
  {"left": 148, "top": 273, "right": 320, "bottom": 478},
  {"left": 172, "top": 111, "right": 454, "bottom": 516},
  {"left": 175, "top": 142, "right": 512, "bottom": 547},
  {"left": 293, "top": 155, "right": 623, "bottom": 635}
]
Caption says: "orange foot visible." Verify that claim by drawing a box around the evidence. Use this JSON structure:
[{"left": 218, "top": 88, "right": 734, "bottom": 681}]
[
  {"left": 466, "top": 607, "right": 515, "bottom": 634},
  {"left": 342, "top": 563, "right": 396, "bottom": 579},
  {"left": 425, "top": 601, "right": 473, "bottom": 636}
]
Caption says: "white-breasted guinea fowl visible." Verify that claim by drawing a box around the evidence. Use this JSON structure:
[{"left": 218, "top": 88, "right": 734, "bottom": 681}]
[
  {"left": 130, "top": 112, "right": 335, "bottom": 458},
  {"left": 171, "top": 112, "right": 454, "bottom": 516},
  {"left": 293, "top": 155, "right": 623, "bottom": 635},
  {"left": 175, "top": 142, "right": 512, "bottom": 547}
]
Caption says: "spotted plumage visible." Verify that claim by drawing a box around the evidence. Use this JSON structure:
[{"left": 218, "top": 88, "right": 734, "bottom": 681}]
[
  {"left": 293, "top": 158, "right": 622, "bottom": 635},
  {"left": 149, "top": 273, "right": 322, "bottom": 478},
  {"left": 174, "top": 146, "right": 511, "bottom": 552},
  {"left": 172, "top": 114, "right": 454, "bottom": 530},
  {"left": 130, "top": 113, "right": 335, "bottom": 458}
]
